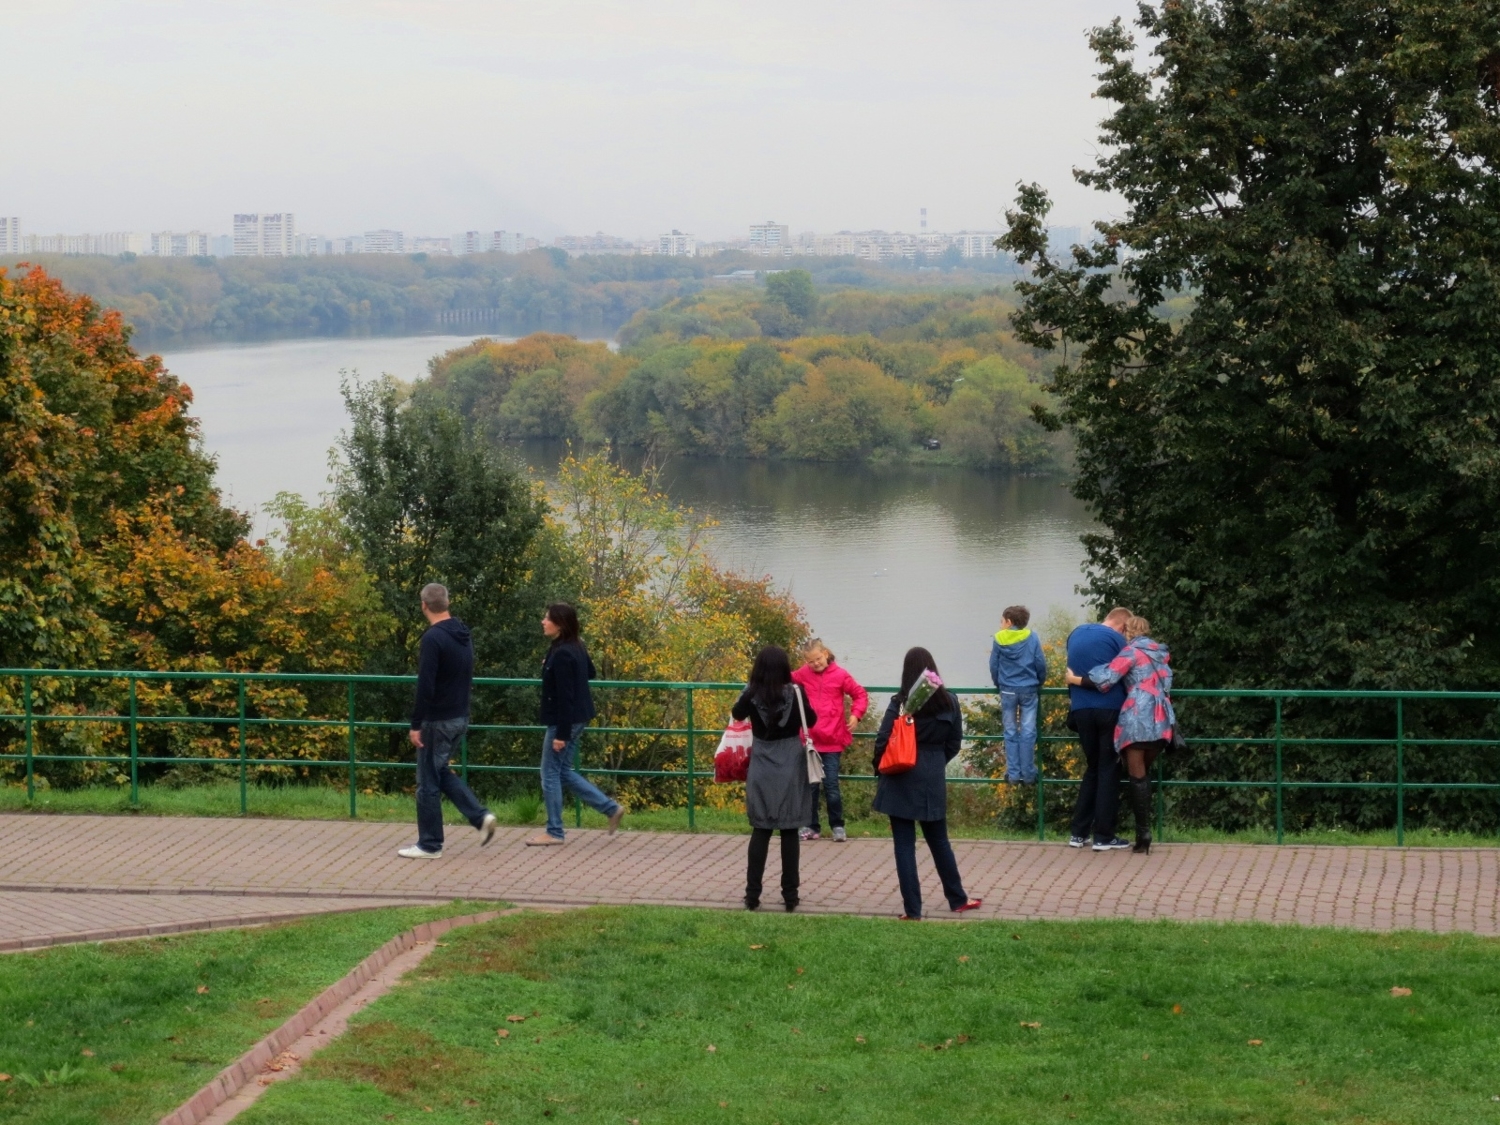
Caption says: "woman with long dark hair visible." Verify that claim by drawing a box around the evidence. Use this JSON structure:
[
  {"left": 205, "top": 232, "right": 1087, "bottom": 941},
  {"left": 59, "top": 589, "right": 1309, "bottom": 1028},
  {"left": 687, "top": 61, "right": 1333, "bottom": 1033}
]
[
  {"left": 732, "top": 645, "right": 818, "bottom": 911},
  {"left": 872, "top": 647, "right": 982, "bottom": 919},
  {"left": 527, "top": 602, "right": 625, "bottom": 846}
]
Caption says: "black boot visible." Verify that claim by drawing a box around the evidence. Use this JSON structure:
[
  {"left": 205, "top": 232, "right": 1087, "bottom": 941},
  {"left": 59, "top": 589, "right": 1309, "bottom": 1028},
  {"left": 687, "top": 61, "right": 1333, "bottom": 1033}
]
[{"left": 1130, "top": 776, "right": 1153, "bottom": 854}]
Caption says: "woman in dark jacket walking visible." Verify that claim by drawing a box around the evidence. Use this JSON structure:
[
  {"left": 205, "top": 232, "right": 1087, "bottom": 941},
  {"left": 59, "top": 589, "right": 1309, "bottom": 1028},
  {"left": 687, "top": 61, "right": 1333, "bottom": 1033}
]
[
  {"left": 732, "top": 645, "right": 817, "bottom": 911},
  {"left": 528, "top": 603, "right": 625, "bottom": 846},
  {"left": 873, "top": 647, "right": 982, "bottom": 919}
]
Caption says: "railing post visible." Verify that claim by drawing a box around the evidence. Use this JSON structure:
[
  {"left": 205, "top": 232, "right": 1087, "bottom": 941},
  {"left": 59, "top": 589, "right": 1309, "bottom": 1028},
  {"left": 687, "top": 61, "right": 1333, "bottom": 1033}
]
[
  {"left": 460, "top": 729, "right": 469, "bottom": 783},
  {"left": 1395, "top": 697, "right": 1405, "bottom": 847},
  {"left": 1274, "top": 696, "right": 1284, "bottom": 845},
  {"left": 686, "top": 687, "right": 696, "bottom": 830},
  {"left": 346, "top": 680, "right": 357, "bottom": 819},
  {"left": 1155, "top": 751, "right": 1165, "bottom": 841},
  {"left": 22, "top": 673, "right": 34, "bottom": 801},
  {"left": 128, "top": 677, "right": 139, "bottom": 807},
  {"left": 1036, "top": 760, "right": 1045, "bottom": 842},
  {"left": 238, "top": 678, "right": 248, "bottom": 816}
]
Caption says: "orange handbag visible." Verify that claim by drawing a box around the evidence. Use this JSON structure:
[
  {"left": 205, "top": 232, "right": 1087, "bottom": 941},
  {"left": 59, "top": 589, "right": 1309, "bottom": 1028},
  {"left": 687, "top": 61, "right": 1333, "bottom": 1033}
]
[{"left": 879, "top": 713, "right": 918, "bottom": 775}]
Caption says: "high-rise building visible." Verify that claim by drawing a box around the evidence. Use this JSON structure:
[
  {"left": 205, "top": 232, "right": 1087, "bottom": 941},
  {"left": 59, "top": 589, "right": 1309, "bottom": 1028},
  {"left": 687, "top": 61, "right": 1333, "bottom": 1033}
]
[
  {"left": 655, "top": 230, "right": 695, "bottom": 257},
  {"left": 409, "top": 236, "right": 451, "bottom": 254},
  {"left": 0, "top": 217, "right": 19, "bottom": 255},
  {"left": 451, "top": 231, "right": 487, "bottom": 255},
  {"left": 748, "top": 221, "right": 790, "bottom": 256},
  {"left": 151, "top": 231, "right": 210, "bottom": 257},
  {"left": 23, "top": 231, "right": 147, "bottom": 255},
  {"left": 363, "top": 229, "right": 404, "bottom": 253},
  {"left": 294, "top": 233, "right": 328, "bottom": 256},
  {"left": 211, "top": 235, "right": 233, "bottom": 257},
  {"left": 490, "top": 230, "right": 526, "bottom": 254},
  {"left": 234, "top": 213, "right": 296, "bottom": 256}
]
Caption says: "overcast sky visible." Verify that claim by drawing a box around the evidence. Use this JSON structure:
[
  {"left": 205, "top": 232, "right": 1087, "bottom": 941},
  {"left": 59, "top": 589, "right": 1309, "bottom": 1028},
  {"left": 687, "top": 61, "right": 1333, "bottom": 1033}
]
[{"left": 5, "top": 0, "right": 1133, "bottom": 241}]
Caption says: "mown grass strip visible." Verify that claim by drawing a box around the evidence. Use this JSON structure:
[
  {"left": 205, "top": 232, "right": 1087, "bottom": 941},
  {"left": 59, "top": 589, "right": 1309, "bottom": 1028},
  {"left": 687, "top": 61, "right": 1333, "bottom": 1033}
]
[
  {"left": 0, "top": 901, "right": 506, "bottom": 1125},
  {"left": 238, "top": 906, "right": 1500, "bottom": 1125}
]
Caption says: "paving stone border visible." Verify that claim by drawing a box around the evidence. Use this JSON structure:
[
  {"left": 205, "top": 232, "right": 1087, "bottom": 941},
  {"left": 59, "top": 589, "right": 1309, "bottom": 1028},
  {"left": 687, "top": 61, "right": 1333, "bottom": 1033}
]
[{"left": 157, "top": 909, "right": 506, "bottom": 1125}]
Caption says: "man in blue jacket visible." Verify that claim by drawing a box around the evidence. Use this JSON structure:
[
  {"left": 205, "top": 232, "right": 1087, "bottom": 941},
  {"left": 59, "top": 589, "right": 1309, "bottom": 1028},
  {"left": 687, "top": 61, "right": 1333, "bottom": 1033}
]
[
  {"left": 989, "top": 605, "right": 1048, "bottom": 784},
  {"left": 1065, "top": 606, "right": 1132, "bottom": 851},
  {"left": 399, "top": 583, "right": 497, "bottom": 859}
]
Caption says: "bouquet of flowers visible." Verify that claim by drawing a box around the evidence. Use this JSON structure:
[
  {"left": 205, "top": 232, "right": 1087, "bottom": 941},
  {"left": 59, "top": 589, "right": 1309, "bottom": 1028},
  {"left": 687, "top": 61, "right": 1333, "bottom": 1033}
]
[{"left": 902, "top": 668, "right": 943, "bottom": 716}]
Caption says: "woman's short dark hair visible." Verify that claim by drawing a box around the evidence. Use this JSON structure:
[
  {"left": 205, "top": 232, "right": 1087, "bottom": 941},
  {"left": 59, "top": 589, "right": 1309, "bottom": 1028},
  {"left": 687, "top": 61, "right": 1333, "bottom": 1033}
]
[
  {"left": 545, "top": 603, "right": 582, "bottom": 647},
  {"left": 746, "top": 645, "right": 793, "bottom": 710},
  {"left": 897, "top": 646, "right": 954, "bottom": 718}
]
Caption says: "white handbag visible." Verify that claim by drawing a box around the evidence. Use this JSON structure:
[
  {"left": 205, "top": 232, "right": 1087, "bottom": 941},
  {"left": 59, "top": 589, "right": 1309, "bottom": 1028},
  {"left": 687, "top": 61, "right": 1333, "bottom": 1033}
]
[{"left": 794, "top": 685, "right": 825, "bottom": 784}]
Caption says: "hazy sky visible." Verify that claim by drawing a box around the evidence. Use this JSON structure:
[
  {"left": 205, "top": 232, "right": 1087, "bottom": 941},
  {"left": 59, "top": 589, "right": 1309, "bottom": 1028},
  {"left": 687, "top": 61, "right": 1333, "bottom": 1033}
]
[{"left": 6, "top": 0, "right": 1133, "bottom": 241}]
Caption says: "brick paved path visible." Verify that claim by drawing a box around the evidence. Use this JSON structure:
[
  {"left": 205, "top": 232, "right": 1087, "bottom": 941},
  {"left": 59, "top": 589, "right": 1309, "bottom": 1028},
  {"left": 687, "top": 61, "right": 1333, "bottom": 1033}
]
[{"left": 2, "top": 814, "right": 1496, "bottom": 949}]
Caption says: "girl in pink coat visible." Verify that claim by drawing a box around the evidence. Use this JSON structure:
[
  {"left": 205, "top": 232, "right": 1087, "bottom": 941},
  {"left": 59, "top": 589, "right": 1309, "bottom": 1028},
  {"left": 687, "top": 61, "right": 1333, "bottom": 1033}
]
[{"left": 791, "top": 639, "right": 869, "bottom": 841}]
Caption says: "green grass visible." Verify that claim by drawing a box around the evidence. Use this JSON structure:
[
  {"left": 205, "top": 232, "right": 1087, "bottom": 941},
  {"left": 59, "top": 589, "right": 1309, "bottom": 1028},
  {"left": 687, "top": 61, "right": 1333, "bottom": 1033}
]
[
  {"left": 0, "top": 901, "right": 506, "bottom": 1125},
  {"left": 237, "top": 906, "right": 1500, "bottom": 1125},
  {"left": 4, "top": 781, "right": 1499, "bottom": 848}
]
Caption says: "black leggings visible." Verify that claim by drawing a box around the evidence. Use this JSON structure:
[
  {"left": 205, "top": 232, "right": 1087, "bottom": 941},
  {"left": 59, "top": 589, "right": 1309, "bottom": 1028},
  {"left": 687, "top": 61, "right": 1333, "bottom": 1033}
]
[{"left": 746, "top": 827, "right": 800, "bottom": 907}]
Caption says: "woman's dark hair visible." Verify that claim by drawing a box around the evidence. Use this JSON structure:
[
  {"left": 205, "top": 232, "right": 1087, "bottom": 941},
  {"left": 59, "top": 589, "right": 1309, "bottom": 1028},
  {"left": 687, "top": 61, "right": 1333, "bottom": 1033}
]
[
  {"left": 545, "top": 602, "right": 582, "bottom": 650},
  {"left": 897, "top": 646, "right": 954, "bottom": 718},
  {"left": 746, "top": 645, "right": 793, "bottom": 710}
]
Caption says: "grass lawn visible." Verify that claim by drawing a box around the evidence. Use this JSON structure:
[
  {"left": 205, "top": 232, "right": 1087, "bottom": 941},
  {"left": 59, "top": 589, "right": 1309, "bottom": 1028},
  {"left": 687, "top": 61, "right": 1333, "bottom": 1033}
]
[
  {"left": 236, "top": 906, "right": 1500, "bottom": 1125},
  {"left": 4, "top": 781, "right": 1499, "bottom": 848},
  {"left": 0, "top": 901, "right": 505, "bottom": 1125}
]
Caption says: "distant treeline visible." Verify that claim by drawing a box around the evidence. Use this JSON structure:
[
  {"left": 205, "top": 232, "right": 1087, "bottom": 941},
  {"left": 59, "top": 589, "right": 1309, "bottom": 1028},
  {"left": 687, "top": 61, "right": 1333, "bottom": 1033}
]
[
  {"left": 7, "top": 250, "right": 1019, "bottom": 346},
  {"left": 417, "top": 278, "right": 1067, "bottom": 470}
]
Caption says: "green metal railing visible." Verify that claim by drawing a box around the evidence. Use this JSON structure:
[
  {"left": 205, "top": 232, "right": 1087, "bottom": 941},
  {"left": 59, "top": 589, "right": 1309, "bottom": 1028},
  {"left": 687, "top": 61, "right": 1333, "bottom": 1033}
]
[{"left": 2, "top": 669, "right": 1499, "bottom": 845}]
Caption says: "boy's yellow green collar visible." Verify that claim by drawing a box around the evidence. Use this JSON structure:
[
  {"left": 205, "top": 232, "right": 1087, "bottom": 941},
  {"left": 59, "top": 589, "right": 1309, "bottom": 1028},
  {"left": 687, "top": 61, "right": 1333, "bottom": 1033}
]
[{"left": 994, "top": 627, "right": 1032, "bottom": 644}]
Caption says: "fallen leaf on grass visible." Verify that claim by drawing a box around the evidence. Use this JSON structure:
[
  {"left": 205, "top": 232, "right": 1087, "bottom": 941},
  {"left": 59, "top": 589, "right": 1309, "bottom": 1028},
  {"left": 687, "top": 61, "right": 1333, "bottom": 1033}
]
[
  {"left": 196, "top": 986, "right": 209, "bottom": 995},
  {"left": 80, "top": 1050, "right": 93, "bottom": 1057},
  {"left": 1172, "top": 1004, "right": 1182, "bottom": 1014},
  {"left": 506, "top": 1015, "right": 527, "bottom": 1023},
  {"left": 1142, "top": 1052, "right": 1150, "bottom": 1060},
  {"left": 1020, "top": 1022, "right": 1042, "bottom": 1029},
  {"left": 0, "top": 1074, "right": 10, "bottom": 1083},
  {"left": 749, "top": 944, "right": 764, "bottom": 950},
  {"left": 796, "top": 967, "right": 804, "bottom": 974},
  {"left": 720, "top": 1101, "right": 728, "bottom": 1108},
  {"left": 496, "top": 1029, "right": 510, "bottom": 1039},
  {"left": 855, "top": 1036, "right": 866, "bottom": 1044},
  {"left": 1390, "top": 986, "right": 1412, "bottom": 997},
  {"left": 1011, "top": 934, "right": 1021, "bottom": 940},
  {"left": 1247, "top": 1039, "right": 1263, "bottom": 1047},
  {"left": 706, "top": 1044, "right": 717, "bottom": 1053},
  {"left": 957, "top": 1035, "right": 970, "bottom": 1044},
  {"left": 958, "top": 955, "right": 969, "bottom": 963},
  {"left": 110, "top": 1064, "right": 124, "bottom": 1073}
]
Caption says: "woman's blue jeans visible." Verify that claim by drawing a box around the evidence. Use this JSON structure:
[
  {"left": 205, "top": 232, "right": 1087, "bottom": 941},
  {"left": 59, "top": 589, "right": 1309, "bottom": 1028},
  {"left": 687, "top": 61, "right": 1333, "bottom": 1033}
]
[
  {"left": 541, "top": 722, "right": 620, "bottom": 839},
  {"left": 889, "top": 816, "right": 969, "bottom": 918}
]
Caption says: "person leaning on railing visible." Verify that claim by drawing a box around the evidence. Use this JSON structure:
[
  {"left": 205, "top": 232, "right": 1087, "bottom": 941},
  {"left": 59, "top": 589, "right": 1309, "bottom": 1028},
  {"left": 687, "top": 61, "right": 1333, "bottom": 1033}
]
[
  {"left": 1067, "top": 615, "right": 1174, "bottom": 856},
  {"left": 734, "top": 646, "right": 817, "bottom": 912},
  {"left": 527, "top": 602, "right": 626, "bottom": 846}
]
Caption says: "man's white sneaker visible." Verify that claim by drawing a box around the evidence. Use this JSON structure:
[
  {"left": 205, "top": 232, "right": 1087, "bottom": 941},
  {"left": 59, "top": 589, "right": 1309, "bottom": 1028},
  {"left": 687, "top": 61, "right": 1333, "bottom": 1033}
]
[
  {"left": 398, "top": 845, "right": 442, "bottom": 859},
  {"left": 832, "top": 827, "right": 847, "bottom": 842},
  {"left": 478, "top": 812, "right": 497, "bottom": 846}
]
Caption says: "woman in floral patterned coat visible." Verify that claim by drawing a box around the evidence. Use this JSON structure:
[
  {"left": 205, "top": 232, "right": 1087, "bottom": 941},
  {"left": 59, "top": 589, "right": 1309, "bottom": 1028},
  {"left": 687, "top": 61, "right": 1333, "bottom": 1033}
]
[{"left": 1066, "top": 616, "right": 1174, "bottom": 854}]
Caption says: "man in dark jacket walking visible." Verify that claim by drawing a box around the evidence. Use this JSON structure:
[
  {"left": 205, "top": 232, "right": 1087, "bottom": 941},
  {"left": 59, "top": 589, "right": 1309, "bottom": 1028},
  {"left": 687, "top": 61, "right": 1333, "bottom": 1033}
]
[
  {"left": 399, "top": 583, "right": 497, "bottom": 859},
  {"left": 1065, "top": 606, "right": 1132, "bottom": 852}
]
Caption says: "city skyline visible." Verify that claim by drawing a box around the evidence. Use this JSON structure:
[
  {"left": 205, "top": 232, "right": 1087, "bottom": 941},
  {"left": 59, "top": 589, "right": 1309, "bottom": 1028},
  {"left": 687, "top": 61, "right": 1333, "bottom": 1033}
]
[{"left": 3, "top": 1, "right": 1130, "bottom": 240}]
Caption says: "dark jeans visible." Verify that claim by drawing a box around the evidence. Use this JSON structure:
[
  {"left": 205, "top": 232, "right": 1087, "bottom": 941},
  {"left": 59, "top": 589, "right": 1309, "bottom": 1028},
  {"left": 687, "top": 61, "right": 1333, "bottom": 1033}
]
[
  {"left": 416, "top": 717, "right": 490, "bottom": 853},
  {"left": 889, "top": 816, "right": 968, "bottom": 918},
  {"left": 746, "top": 827, "right": 800, "bottom": 907},
  {"left": 1068, "top": 708, "right": 1122, "bottom": 843},
  {"left": 809, "top": 751, "right": 844, "bottom": 831}
]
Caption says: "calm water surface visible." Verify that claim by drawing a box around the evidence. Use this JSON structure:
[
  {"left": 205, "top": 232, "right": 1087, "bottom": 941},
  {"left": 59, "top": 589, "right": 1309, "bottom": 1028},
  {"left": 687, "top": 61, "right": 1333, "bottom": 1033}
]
[{"left": 160, "top": 336, "right": 1096, "bottom": 686}]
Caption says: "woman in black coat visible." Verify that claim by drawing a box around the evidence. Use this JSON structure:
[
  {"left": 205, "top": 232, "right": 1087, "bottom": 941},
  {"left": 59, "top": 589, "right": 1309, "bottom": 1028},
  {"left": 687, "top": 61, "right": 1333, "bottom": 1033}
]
[
  {"left": 872, "top": 647, "right": 982, "bottom": 919},
  {"left": 529, "top": 603, "right": 624, "bottom": 846},
  {"left": 732, "top": 645, "right": 817, "bottom": 912}
]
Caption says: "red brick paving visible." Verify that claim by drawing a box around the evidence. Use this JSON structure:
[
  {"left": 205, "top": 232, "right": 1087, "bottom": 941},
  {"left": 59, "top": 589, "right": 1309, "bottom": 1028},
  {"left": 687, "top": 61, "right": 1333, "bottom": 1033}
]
[{"left": 1, "top": 813, "right": 1496, "bottom": 948}]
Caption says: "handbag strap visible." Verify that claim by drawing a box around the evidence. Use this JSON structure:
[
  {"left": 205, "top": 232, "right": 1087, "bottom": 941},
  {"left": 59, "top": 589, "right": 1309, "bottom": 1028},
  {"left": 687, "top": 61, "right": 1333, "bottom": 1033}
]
[{"left": 793, "top": 685, "right": 813, "bottom": 745}]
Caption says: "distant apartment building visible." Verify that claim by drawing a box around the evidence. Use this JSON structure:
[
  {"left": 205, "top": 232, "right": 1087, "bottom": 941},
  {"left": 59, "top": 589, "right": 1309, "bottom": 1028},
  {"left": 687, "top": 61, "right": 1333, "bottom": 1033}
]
[
  {"left": 151, "top": 231, "right": 210, "bottom": 257},
  {"left": 490, "top": 230, "right": 526, "bottom": 254},
  {"left": 954, "top": 232, "right": 1001, "bottom": 259},
  {"left": 294, "top": 233, "right": 329, "bottom": 256},
  {"left": 553, "top": 232, "right": 637, "bottom": 256},
  {"left": 451, "top": 230, "right": 487, "bottom": 255},
  {"left": 331, "top": 236, "right": 363, "bottom": 255},
  {"left": 363, "top": 229, "right": 404, "bottom": 254},
  {"left": 23, "top": 231, "right": 148, "bottom": 255},
  {"left": 211, "top": 234, "right": 233, "bottom": 257},
  {"left": 653, "top": 230, "right": 695, "bottom": 256},
  {"left": 748, "top": 221, "right": 790, "bottom": 256},
  {"left": 0, "top": 217, "right": 19, "bottom": 255},
  {"left": 409, "top": 236, "right": 451, "bottom": 254},
  {"left": 233, "top": 213, "right": 296, "bottom": 256}
]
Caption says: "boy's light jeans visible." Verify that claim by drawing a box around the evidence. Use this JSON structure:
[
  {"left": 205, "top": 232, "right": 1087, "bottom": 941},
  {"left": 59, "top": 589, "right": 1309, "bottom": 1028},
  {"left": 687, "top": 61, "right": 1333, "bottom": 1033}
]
[{"left": 999, "top": 689, "right": 1040, "bottom": 783}]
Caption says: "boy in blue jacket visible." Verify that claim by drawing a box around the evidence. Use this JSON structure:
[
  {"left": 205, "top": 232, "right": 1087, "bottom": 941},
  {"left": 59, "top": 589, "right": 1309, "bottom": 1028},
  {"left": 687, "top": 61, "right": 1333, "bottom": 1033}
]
[{"left": 989, "top": 605, "right": 1048, "bottom": 784}]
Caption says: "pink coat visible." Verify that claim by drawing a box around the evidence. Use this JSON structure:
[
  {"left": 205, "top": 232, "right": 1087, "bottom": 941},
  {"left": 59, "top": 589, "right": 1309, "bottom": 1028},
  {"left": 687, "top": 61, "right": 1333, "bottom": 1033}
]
[{"left": 791, "top": 662, "right": 869, "bottom": 753}]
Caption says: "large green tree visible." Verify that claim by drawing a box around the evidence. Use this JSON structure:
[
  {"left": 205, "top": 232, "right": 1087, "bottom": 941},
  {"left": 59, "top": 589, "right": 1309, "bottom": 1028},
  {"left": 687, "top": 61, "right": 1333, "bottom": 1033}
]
[{"left": 1001, "top": 1, "right": 1500, "bottom": 828}]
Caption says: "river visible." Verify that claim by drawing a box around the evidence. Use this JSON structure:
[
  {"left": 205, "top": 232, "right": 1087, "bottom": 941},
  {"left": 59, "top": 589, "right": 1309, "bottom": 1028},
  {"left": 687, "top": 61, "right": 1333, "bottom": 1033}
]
[{"left": 159, "top": 336, "right": 1096, "bottom": 686}]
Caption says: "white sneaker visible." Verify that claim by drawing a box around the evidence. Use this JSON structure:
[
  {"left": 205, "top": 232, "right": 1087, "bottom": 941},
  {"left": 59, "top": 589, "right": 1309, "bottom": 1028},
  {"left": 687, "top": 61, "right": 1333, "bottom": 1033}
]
[
  {"left": 478, "top": 813, "right": 497, "bottom": 846},
  {"left": 832, "top": 827, "right": 847, "bottom": 842},
  {"left": 398, "top": 845, "right": 442, "bottom": 859}
]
